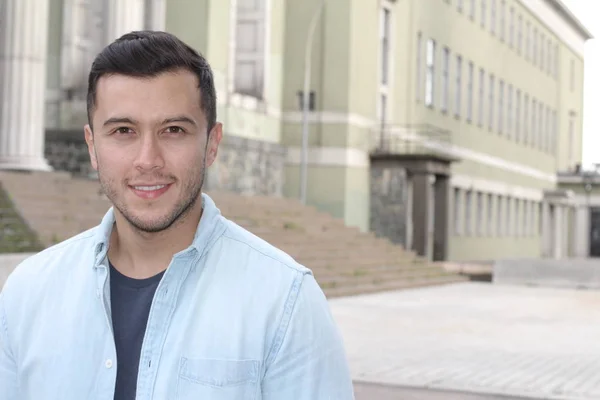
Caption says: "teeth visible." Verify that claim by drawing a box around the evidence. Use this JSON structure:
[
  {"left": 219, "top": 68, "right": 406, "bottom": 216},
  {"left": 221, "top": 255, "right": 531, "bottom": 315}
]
[{"left": 134, "top": 185, "right": 166, "bottom": 191}]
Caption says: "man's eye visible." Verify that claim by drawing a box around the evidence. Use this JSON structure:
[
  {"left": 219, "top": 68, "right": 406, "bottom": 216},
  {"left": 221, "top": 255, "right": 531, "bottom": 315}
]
[
  {"left": 115, "top": 127, "right": 133, "bottom": 134},
  {"left": 167, "top": 126, "right": 185, "bottom": 134}
]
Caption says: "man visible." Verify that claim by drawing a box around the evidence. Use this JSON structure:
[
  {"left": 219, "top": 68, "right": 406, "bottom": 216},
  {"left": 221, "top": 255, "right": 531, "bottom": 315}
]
[{"left": 0, "top": 31, "right": 354, "bottom": 399}]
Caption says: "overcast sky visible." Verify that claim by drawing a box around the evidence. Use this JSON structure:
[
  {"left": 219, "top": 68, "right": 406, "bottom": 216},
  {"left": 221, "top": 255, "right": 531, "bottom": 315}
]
[{"left": 562, "top": 0, "right": 599, "bottom": 167}]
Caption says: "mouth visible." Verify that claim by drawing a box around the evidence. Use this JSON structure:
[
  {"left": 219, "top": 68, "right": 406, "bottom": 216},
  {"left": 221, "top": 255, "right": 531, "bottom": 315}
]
[{"left": 129, "top": 183, "right": 172, "bottom": 200}]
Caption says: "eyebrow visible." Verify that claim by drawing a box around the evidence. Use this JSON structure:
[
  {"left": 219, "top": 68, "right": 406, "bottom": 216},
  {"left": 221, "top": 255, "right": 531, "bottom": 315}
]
[
  {"left": 102, "top": 115, "right": 198, "bottom": 127},
  {"left": 161, "top": 116, "right": 197, "bottom": 127},
  {"left": 103, "top": 117, "right": 138, "bottom": 127}
]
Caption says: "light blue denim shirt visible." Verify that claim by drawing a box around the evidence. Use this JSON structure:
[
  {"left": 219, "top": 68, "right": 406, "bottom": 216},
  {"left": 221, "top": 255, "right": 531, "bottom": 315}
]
[{"left": 0, "top": 194, "right": 354, "bottom": 399}]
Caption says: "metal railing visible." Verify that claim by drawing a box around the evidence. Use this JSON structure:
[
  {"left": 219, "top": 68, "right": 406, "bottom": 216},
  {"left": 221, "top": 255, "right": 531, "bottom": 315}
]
[{"left": 369, "top": 123, "right": 453, "bottom": 158}]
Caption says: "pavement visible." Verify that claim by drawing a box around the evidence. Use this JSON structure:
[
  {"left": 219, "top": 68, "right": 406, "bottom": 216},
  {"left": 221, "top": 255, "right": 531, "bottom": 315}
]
[
  {"left": 353, "top": 381, "right": 529, "bottom": 399},
  {"left": 330, "top": 282, "right": 600, "bottom": 400}
]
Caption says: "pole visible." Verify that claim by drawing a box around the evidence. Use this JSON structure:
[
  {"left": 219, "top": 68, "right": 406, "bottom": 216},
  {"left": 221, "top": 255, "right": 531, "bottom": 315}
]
[{"left": 300, "top": 0, "right": 325, "bottom": 204}]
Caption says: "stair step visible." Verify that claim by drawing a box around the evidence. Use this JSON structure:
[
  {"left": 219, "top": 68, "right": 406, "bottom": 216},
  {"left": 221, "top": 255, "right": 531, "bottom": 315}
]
[{"left": 322, "top": 275, "right": 468, "bottom": 298}]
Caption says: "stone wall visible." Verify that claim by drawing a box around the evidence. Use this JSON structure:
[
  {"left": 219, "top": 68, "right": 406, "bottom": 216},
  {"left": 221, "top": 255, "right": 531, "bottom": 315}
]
[
  {"left": 370, "top": 162, "right": 409, "bottom": 246},
  {"left": 45, "top": 129, "right": 96, "bottom": 177},
  {"left": 205, "top": 135, "right": 286, "bottom": 196},
  {"left": 44, "top": 130, "right": 286, "bottom": 197}
]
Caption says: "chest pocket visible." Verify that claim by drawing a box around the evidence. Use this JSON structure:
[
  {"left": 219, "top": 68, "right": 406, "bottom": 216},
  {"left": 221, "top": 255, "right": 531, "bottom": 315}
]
[{"left": 176, "top": 357, "right": 260, "bottom": 400}]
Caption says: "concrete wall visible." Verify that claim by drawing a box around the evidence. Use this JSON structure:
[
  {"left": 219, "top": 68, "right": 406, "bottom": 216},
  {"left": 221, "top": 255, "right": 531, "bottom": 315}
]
[{"left": 369, "top": 163, "right": 409, "bottom": 246}]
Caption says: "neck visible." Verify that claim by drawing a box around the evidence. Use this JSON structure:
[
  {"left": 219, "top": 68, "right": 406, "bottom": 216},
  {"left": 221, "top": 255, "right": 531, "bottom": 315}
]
[{"left": 107, "top": 198, "right": 203, "bottom": 279}]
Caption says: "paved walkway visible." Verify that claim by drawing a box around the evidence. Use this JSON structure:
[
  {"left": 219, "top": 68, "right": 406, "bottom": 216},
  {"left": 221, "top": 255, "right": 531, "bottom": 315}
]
[
  {"left": 329, "top": 282, "right": 600, "bottom": 400},
  {"left": 354, "top": 381, "right": 527, "bottom": 399}
]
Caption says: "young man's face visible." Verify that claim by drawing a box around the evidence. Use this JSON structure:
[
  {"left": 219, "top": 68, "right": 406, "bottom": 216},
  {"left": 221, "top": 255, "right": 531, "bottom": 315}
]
[{"left": 84, "top": 69, "right": 222, "bottom": 233}]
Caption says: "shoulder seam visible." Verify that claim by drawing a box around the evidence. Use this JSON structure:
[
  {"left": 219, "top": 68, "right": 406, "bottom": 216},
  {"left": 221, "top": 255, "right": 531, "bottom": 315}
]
[
  {"left": 221, "top": 228, "right": 307, "bottom": 274},
  {"left": 263, "top": 271, "right": 306, "bottom": 372}
]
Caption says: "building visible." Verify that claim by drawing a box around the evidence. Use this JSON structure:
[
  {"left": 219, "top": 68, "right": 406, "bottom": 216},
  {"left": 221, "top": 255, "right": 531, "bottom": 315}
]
[{"left": 0, "top": 0, "right": 592, "bottom": 262}]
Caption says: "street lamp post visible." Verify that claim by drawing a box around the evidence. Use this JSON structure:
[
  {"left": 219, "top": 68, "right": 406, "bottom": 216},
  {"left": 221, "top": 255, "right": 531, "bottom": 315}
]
[{"left": 300, "top": 0, "right": 325, "bottom": 205}]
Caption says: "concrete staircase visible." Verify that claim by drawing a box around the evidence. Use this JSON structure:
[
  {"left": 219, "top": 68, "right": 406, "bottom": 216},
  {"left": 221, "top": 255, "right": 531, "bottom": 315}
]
[{"left": 0, "top": 171, "right": 466, "bottom": 297}]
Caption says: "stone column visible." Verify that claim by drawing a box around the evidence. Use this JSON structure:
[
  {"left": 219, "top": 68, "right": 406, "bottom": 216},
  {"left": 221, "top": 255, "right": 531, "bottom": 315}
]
[
  {"left": 541, "top": 202, "right": 551, "bottom": 257},
  {"left": 405, "top": 176, "right": 414, "bottom": 252},
  {"left": 412, "top": 172, "right": 434, "bottom": 260},
  {"left": 553, "top": 205, "right": 563, "bottom": 259},
  {"left": 145, "top": 0, "right": 166, "bottom": 31},
  {"left": 106, "top": 0, "right": 145, "bottom": 43},
  {"left": 433, "top": 175, "right": 450, "bottom": 261},
  {"left": 0, "top": 0, "right": 52, "bottom": 171},
  {"left": 574, "top": 204, "right": 590, "bottom": 258}
]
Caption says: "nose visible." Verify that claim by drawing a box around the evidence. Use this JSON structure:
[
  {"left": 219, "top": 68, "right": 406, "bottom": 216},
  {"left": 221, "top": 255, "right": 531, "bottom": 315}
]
[{"left": 133, "top": 134, "right": 165, "bottom": 171}]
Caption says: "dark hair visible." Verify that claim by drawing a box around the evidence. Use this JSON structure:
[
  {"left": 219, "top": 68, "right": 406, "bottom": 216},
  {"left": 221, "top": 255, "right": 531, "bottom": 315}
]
[{"left": 86, "top": 30, "right": 216, "bottom": 131}]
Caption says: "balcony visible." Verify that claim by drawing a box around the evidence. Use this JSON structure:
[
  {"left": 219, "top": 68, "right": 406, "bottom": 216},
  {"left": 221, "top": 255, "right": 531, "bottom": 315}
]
[{"left": 369, "top": 123, "right": 456, "bottom": 162}]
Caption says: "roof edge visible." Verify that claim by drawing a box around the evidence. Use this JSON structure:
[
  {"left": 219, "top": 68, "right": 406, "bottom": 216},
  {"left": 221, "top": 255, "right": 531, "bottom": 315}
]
[{"left": 549, "top": 0, "right": 594, "bottom": 40}]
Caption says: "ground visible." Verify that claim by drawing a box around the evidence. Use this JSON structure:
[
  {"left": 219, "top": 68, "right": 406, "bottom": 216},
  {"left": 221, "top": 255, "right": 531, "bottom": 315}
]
[{"left": 331, "top": 282, "right": 600, "bottom": 400}]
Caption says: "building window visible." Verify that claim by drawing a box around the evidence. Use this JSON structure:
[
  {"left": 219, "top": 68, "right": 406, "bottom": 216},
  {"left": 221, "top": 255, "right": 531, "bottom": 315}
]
[
  {"left": 233, "top": 0, "right": 266, "bottom": 98},
  {"left": 490, "top": 0, "right": 496, "bottom": 35},
  {"left": 522, "top": 200, "right": 528, "bottom": 236},
  {"left": 570, "top": 59, "right": 575, "bottom": 91},
  {"left": 442, "top": 47, "right": 450, "bottom": 112},
  {"left": 523, "top": 94, "right": 529, "bottom": 144},
  {"left": 547, "top": 38, "right": 552, "bottom": 76},
  {"left": 545, "top": 106, "right": 551, "bottom": 152},
  {"left": 487, "top": 193, "right": 494, "bottom": 236},
  {"left": 538, "top": 102, "right": 544, "bottom": 150},
  {"left": 454, "top": 188, "right": 462, "bottom": 235},
  {"left": 498, "top": 80, "right": 504, "bottom": 134},
  {"left": 465, "top": 190, "right": 473, "bottom": 236},
  {"left": 478, "top": 68, "right": 485, "bottom": 126},
  {"left": 489, "top": 75, "right": 495, "bottom": 131},
  {"left": 470, "top": 0, "right": 476, "bottom": 19},
  {"left": 455, "top": 55, "right": 462, "bottom": 118},
  {"left": 517, "top": 15, "right": 522, "bottom": 54},
  {"left": 481, "top": 0, "right": 486, "bottom": 28},
  {"left": 568, "top": 117, "right": 575, "bottom": 167},
  {"left": 416, "top": 32, "right": 422, "bottom": 102},
  {"left": 425, "top": 39, "right": 436, "bottom": 107},
  {"left": 507, "top": 84, "right": 513, "bottom": 139},
  {"left": 505, "top": 197, "right": 511, "bottom": 236},
  {"left": 552, "top": 110, "right": 557, "bottom": 155},
  {"left": 467, "top": 62, "right": 474, "bottom": 122},
  {"left": 515, "top": 89, "right": 521, "bottom": 142},
  {"left": 532, "top": 28, "right": 538, "bottom": 66},
  {"left": 531, "top": 98, "right": 537, "bottom": 148},
  {"left": 515, "top": 200, "right": 521, "bottom": 236},
  {"left": 540, "top": 33, "right": 545, "bottom": 71},
  {"left": 499, "top": 0, "right": 505, "bottom": 41},
  {"left": 497, "top": 195, "right": 503, "bottom": 236},
  {"left": 554, "top": 43, "right": 559, "bottom": 79},
  {"left": 509, "top": 6, "right": 514, "bottom": 47},
  {"left": 525, "top": 21, "right": 530, "bottom": 60},
  {"left": 380, "top": 7, "right": 391, "bottom": 86},
  {"left": 477, "top": 192, "right": 484, "bottom": 235}
]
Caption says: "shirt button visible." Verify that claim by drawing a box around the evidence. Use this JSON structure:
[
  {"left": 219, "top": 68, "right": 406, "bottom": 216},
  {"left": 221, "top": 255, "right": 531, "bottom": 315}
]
[{"left": 105, "top": 359, "right": 113, "bottom": 369}]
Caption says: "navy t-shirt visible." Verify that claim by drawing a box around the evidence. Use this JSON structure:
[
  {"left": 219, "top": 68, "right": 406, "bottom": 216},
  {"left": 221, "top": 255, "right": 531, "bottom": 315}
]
[{"left": 109, "top": 261, "right": 165, "bottom": 400}]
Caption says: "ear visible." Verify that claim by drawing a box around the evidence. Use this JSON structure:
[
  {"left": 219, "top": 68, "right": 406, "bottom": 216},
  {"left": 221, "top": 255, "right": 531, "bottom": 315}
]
[
  {"left": 205, "top": 122, "right": 223, "bottom": 168},
  {"left": 84, "top": 124, "right": 98, "bottom": 171}
]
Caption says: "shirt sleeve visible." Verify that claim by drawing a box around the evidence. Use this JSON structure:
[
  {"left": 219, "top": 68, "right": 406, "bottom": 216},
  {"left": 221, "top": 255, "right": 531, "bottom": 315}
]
[
  {"left": 0, "top": 291, "right": 18, "bottom": 400},
  {"left": 261, "top": 273, "right": 355, "bottom": 399}
]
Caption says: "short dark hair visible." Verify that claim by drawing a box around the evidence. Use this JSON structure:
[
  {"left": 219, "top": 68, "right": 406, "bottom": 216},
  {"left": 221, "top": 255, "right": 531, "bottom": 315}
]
[{"left": 86, "top": 30, "right": 216, "bottom": 131}]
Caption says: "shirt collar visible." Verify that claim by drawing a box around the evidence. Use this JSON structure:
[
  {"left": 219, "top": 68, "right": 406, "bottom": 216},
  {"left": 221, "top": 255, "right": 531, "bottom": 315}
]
[{"left": 92, "top": 192, "right": 225, "bottom": 267}]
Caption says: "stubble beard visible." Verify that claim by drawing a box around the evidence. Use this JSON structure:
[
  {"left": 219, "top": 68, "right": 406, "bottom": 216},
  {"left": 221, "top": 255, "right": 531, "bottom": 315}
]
[{"left": 97, "top": 156, "right": 207, "bottom": 234}]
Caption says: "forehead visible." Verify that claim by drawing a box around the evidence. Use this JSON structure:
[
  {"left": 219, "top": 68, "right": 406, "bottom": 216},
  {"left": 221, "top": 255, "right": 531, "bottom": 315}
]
[{"left": 93, "top": 70, "right": 204, "bottom": 123}]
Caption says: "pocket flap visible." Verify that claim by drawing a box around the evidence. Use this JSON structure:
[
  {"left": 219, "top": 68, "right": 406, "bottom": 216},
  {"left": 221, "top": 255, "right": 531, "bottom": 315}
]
[{"left": 179, "top": 357, "right": 259, "bottom": 387}]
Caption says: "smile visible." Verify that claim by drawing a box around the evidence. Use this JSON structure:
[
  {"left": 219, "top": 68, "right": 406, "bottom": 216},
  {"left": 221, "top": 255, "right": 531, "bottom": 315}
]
[
  {"left": 134, "top": 185, "right": 167, "bottom": 191},
  {"left": 129, "top": 183, "right": 172, "bottom": 199}
]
